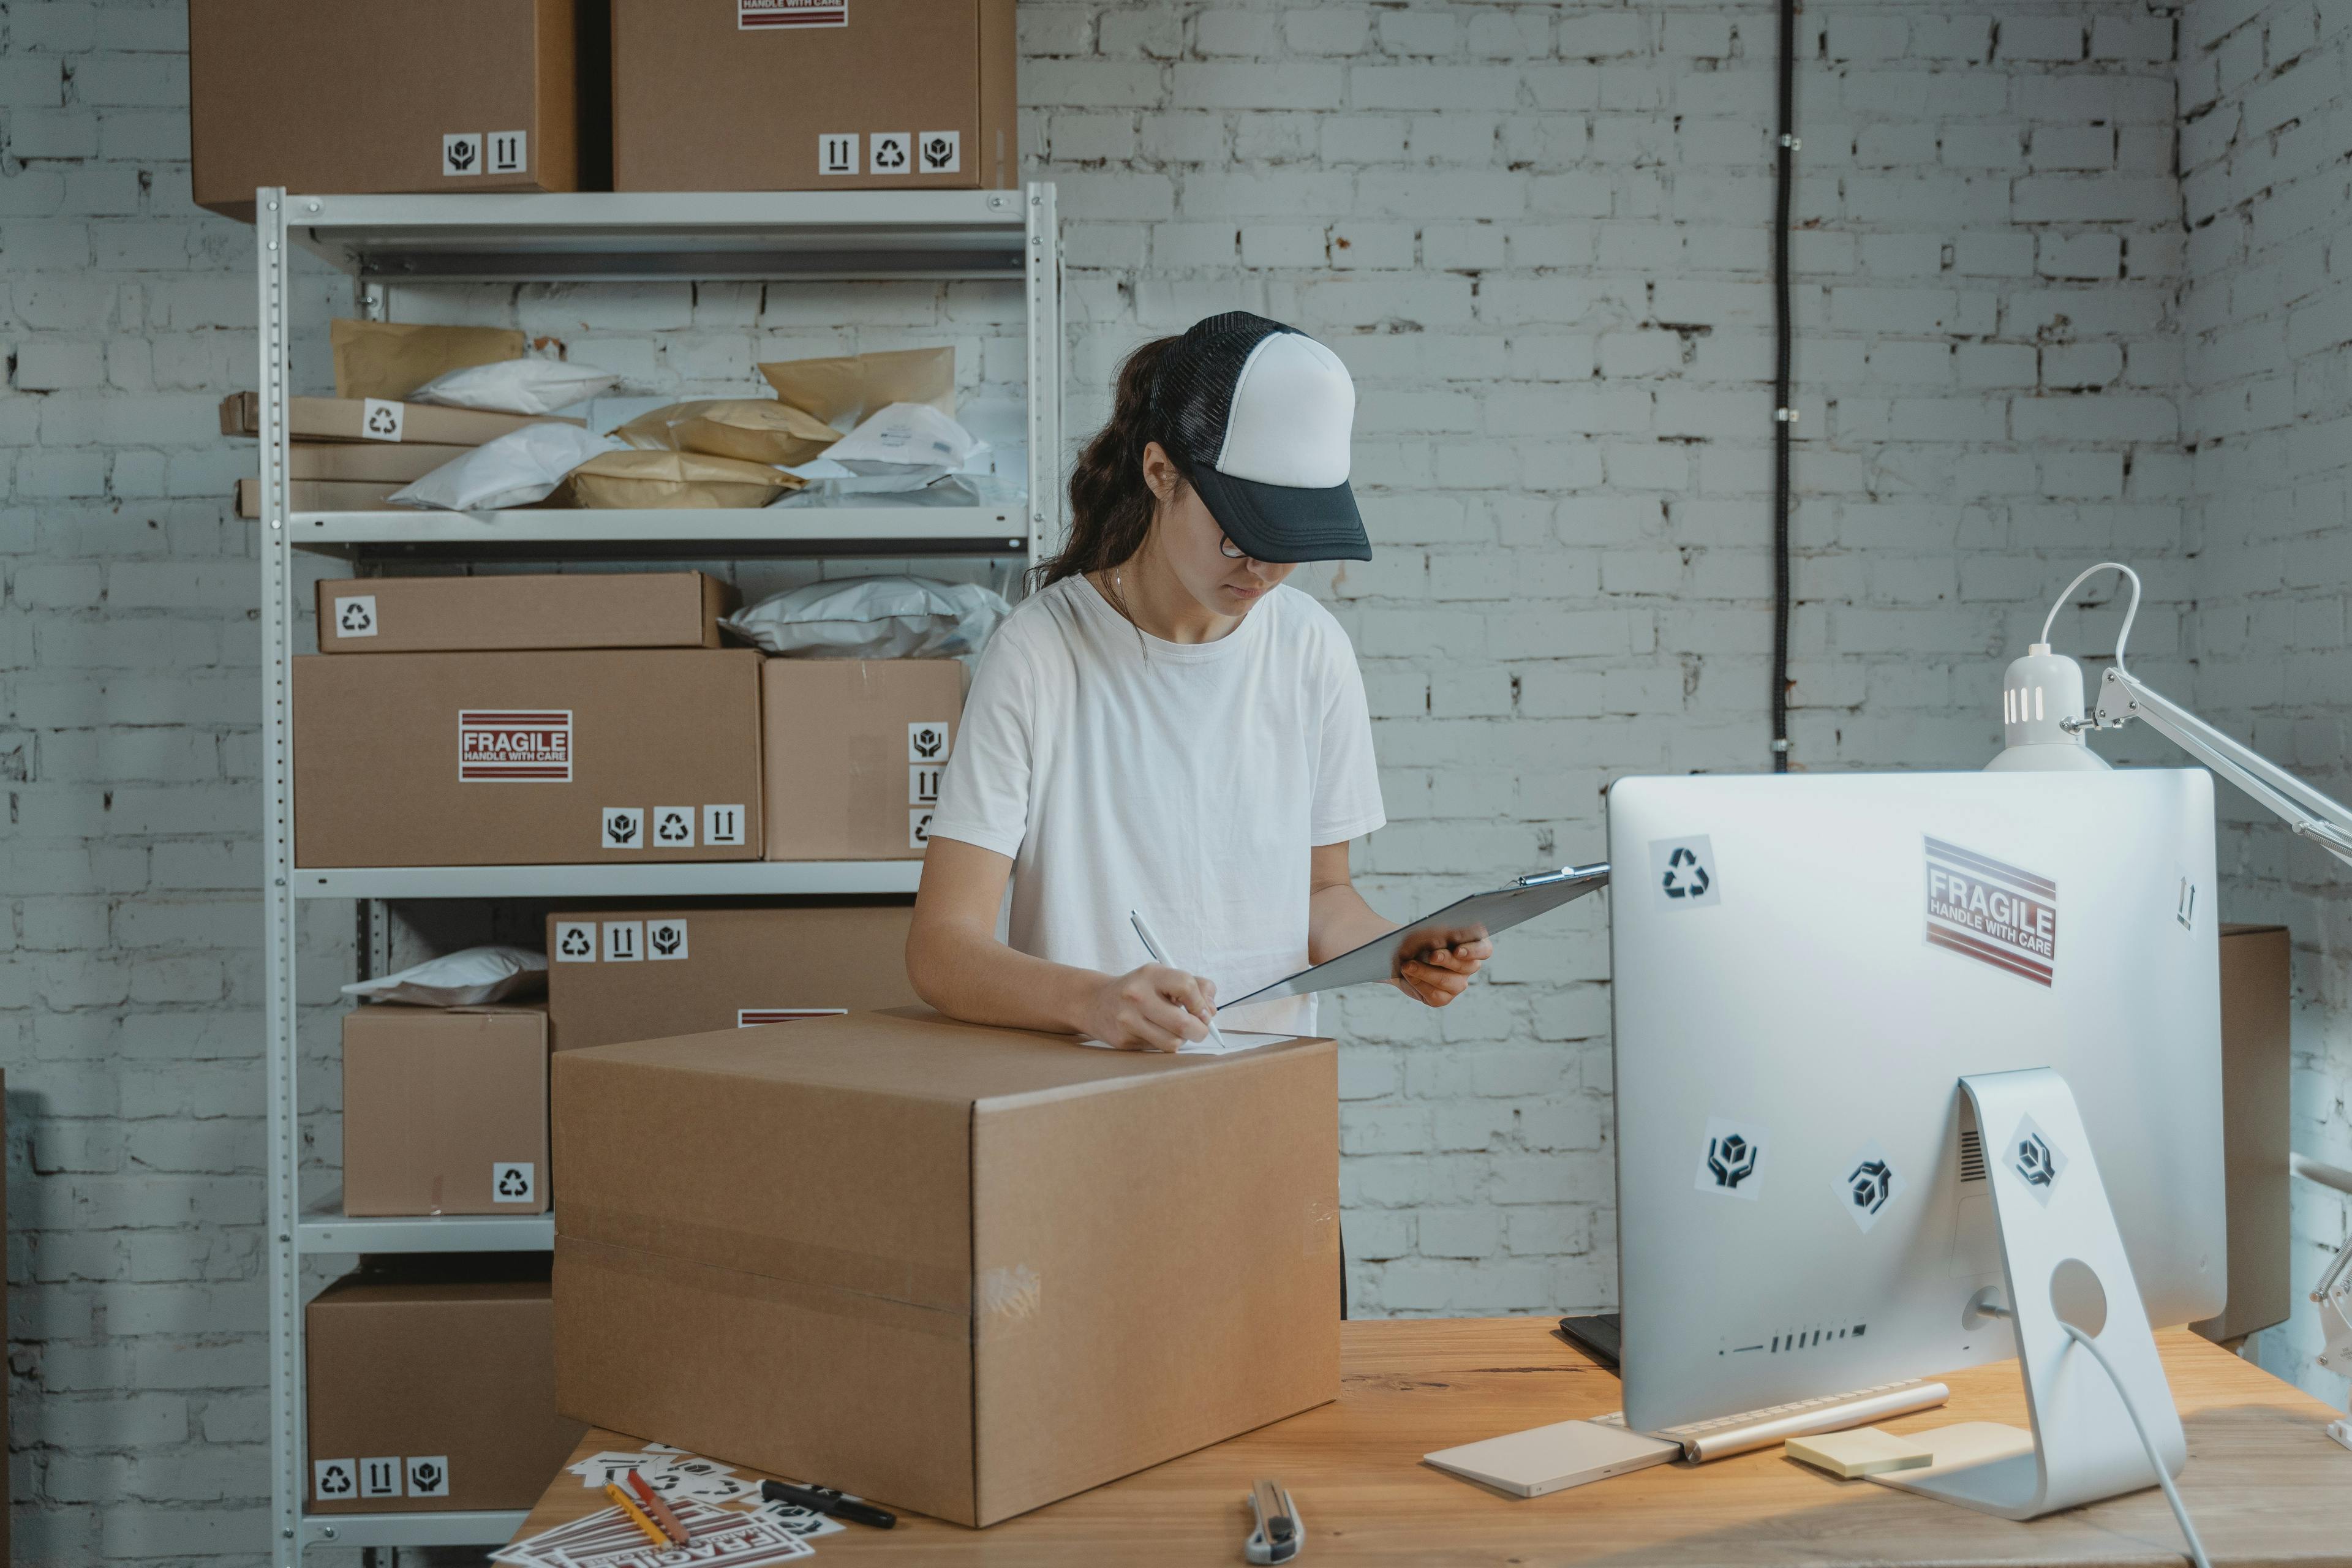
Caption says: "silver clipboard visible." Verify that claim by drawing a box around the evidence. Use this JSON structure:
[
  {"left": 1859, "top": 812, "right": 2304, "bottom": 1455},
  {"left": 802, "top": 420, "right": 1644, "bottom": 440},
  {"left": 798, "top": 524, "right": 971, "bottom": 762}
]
[{"left": 1224, "top": 862, "right": 1611, "bottom": 1010}]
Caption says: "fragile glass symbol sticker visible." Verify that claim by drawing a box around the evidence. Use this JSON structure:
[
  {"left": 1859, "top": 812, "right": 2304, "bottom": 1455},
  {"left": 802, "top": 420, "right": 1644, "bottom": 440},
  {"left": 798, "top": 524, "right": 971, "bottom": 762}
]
[
  {"left": 1835, "top": 1140, "right": 1902, "bottom": 1233},
  {"left": 1649, "top": 835, "right": 1719, "bottom": 907},
  {"left": 1695, "top": 1115, "right": 1765, "bottom": 1201}
]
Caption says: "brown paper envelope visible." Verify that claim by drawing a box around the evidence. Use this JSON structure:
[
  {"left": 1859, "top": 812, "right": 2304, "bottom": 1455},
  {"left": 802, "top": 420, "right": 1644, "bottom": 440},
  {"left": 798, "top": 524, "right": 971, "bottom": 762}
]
[
  {"left": 331, "top": 319, "right": 527, "bottom": 401},
  {"left": 757, "top": 346, "right": 956, "bottom": 432}
]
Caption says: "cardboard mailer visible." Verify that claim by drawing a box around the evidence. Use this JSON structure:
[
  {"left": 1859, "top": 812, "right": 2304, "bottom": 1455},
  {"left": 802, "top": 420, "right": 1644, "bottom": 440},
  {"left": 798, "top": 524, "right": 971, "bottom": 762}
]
[
  {"left": 761, "top": 658, "right": 963, "bottom": 860},
  {"left": 219, "top": 392, "right": 582, "bottom": 447},
  {"left": 611, "top": 0, "right": 1016, "bottom": 193},
  {"left": 552, "top": 1009, "right": 1339, "bottom": 1526},
  {"left": 315, "top": 573, "right": 733, "bottom": 655},
  {"left": 189, "top": 0, "right": 590, "bottom": 219},
  {"left": 331, "top": 320, "right": 527, "bottom": 402},
  {"left": 292, "top": 649, "right": 764, "bottom": 867},
  {"left": 341, "top": 1004, "right": 550, "bottom": 1216},
  {"left": 544, "top": 902, "right": 918, "bottom": 1049},
  {"left": 307, "top": 1258, "right": 587, "bottom": 1513}
]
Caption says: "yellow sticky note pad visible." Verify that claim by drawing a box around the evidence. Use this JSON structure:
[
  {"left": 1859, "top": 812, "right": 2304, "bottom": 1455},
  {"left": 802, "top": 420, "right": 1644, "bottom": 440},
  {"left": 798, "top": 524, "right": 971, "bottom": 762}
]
[{"left": 1785, "top": 1427, "right": 1934, "bottom": 1479}]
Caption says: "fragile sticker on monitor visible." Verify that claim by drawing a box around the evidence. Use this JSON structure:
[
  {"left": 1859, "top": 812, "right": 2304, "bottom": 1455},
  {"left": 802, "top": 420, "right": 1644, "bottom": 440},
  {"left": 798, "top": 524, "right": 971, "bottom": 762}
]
[
  {"left": 742, "top": 0, "right": 847, "bottom": 27},
  {"left": 1694, "top": 1115, "right": 1765, "bottom": 1201},
  {"left": 459, "top": 710, "right": 571, "bottom": 781},
  {"left": 1924, "top": 837, "right": 2056, "bottom": 986}
]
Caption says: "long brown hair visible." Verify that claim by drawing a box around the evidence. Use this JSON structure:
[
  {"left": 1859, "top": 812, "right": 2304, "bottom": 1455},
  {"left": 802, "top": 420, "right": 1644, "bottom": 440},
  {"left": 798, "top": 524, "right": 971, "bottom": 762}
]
[{"left": 1033, "top": 335, "right": 1186, "bottom": 592}]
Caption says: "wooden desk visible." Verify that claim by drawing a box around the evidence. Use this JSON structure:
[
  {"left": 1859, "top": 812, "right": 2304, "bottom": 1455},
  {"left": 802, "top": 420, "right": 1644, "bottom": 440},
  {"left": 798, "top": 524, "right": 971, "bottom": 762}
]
[{"left": 517, "top": 1317, "right": 2345, "bottom": 1564}]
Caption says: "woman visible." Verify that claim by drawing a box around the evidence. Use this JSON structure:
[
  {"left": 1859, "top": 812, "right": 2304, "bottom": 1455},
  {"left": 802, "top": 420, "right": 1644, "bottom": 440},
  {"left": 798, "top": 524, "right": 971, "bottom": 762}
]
[{"left": 908, "top": 311, "right": 1488, "bottom": 1049}]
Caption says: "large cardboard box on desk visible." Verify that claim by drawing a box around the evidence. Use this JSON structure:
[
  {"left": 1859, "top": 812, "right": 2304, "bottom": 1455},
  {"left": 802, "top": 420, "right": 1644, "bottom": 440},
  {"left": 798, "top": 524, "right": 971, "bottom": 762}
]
[
  {"left": 611, "top": 0, "right": 1017, "bottom": 192},
  {"left": 317, "top": 572, "right": 734, "bottom": 655},
  {"left": 293, "top": 649, "right": 764, "bottom": 866},
  {"left": 189, "top": 0, "right": 595, "bottom": 221},
  {"left": 552, "top": 1010, "right": 1339, "bottom": 1526},
  {"left": 307, "top": 1257, "right": 586, "bottom": 1513},
  {"left": 342, "top": 1005, "right": 550, "bottom": 1215},
  {"left": 545, "top": 903, "right": 918, "bottom": 1049},
  {"left": 762, "top": 658, "right": 963, "bottom": 859}
]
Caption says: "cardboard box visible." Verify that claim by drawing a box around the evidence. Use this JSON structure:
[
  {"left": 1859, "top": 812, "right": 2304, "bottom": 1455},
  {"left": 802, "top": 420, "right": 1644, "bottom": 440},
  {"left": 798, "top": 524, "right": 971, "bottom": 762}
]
[
  {"left": 342, "top": 1005, "right": 550, "bottom": 1216},
  {"left": 545, "top": 902, "right": 917, "bottom": 1049},
  {"left": 762, "top": 659, "right": 963, "bottom": 860},
  {"left": 2194, "top": 924, "right": 2293, "bottom": 1345},
  {"left": 237, "top": 479, "right": 403, "bottom": 519},
  {"left": 317, "top": 573, "right": 733, "bottom": 654},
  {"left": 611, "top": 0, "right": 1017, "bottom": 193},
  {"left": 552, "top": 1009, "right": 1339, "bottom": 1526},
  {"left": 293, "top": 649, "right": 764, "bottom": 867},
  {"left": 219, "top": 393, "right": 580, "bottom": 447},
  {"left": 307, "top": 1258, "right": 586, "bottom": 1513},
  {"left": 189, "top": 0, "right": 592, "bottom": 219}
]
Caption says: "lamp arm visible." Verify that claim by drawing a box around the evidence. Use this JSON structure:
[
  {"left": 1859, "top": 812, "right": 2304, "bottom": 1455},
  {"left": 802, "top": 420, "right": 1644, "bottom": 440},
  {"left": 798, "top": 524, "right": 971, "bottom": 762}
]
[{"left": 2090, "top": 668, "right": 2352, "bottom": 868}]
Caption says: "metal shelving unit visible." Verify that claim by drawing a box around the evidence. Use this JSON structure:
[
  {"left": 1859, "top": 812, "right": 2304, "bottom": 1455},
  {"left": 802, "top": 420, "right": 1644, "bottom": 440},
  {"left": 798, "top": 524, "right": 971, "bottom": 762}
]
[{"left": 254, "top": 184, "right": 1061, "bottom": 1561}]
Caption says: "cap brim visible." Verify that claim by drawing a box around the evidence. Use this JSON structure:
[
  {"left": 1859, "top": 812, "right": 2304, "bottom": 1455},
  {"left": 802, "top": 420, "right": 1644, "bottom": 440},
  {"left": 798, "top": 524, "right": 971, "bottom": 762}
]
[{"left": 1191, "top": 464, "right": 1372, "bottom": 564}]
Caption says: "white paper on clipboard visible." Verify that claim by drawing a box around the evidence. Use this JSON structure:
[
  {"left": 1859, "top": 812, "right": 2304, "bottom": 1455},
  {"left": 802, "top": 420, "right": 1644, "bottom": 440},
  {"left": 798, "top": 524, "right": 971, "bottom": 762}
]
[{"left": 1221, "top": 863, "right": 1610, "bottom": 1011}]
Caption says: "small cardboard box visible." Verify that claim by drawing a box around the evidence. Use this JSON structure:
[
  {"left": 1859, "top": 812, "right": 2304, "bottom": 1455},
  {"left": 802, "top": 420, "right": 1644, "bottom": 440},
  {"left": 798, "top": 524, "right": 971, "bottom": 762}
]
[
  {"left": 293, "top": 649, "right": 764, "bottom": 867},
  {"left": 2193, "top": 924, "right": 2293, "bottom": 1345},
  {"left": 317, "top": 573, "right": 734, "bottom": 655},
  {"left": 611, "top": 0, "right": 1017, "bottom": 192},
  {"left": 307, "top": 1257, "right": 586, "bottom": 1513},
  {"left": 342, "top": 1005, "right": 550, "bottom": 1216},
  {"left": 762, "top": 659, "right": 963, "bottom": 860},
  {"left": 189, "top": 0, "right": 593, "bottom": 220},
  {"left": 545, "top": 902, "right": 918, "bottom": 1049},
  {"left": 552, "top": 1009, "right": 1340, "bottom": 1526}
]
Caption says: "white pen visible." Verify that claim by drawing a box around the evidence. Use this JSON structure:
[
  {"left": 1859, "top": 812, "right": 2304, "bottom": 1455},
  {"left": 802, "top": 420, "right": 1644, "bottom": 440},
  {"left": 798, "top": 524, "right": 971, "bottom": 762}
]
[{"left": 1128, "top": 909, "right": 1229, "bottom": 1051}]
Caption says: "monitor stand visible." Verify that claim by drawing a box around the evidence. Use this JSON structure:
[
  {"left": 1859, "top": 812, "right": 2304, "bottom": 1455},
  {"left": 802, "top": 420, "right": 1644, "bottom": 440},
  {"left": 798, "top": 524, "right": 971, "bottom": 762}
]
[{"left": 1870, "top": 1067, "right": 2186, "bottom": 1520}]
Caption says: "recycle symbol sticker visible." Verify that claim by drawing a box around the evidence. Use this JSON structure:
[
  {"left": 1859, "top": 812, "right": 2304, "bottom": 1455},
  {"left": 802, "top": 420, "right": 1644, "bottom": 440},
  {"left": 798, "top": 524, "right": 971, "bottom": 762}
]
[
  {"left": 1649, "top": 835, "right": 1720, "bottom": 908},
  {"left": 492, "top": 1162, "right": 535, "bottom": 1203},
  {"left": 332, "top": 595, "right": 377, "bottom": 637}
]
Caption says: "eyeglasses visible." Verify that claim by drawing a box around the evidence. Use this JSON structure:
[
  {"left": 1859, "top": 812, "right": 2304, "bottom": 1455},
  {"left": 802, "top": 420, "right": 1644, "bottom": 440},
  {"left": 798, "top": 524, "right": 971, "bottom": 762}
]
[{"left": 1219, "top": 533, "right": 1249, "bottom": 560}]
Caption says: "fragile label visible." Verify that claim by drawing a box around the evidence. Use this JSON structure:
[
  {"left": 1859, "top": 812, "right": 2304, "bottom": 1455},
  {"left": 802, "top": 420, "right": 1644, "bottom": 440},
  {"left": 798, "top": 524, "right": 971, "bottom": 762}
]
[
  {"left": 647, "top": 918, "right": 688, "bottom": 960},
  {"left": 1924, "top": 837, "right": 2056, "bottom": 986},
  {"left": 918, "top": 130, "right": 961, "bottom": 173},
  {"left": 1695, "top": 1115, "right": 1765, "bottom": 1201},
  {"left": 908, "top": 720, "right": 951, "bottom": 763},
  {"left": 704, "top": 804, "right": 747, "bottom": 846},
  {"left": 331, "top": 595, "right": 378, "bottom": 638},
  {"left": 554, "top": 921, "right": 597, "bottom": 962},
  {"left": 460, "top": 710, "right": 571, "bottom": 782},
  {"left": 738, "top": 1008, "right": 847, "bottom": 1027},
  {"left": 404, "top": 1455, "right": 450, "bottom": 1499},
  {"left": 360, "top": 396, "right": 405, "bottom": 441},
  {"left": 492, "top": 1161, "right": 536, "bottom": 1203},
  {"left": 441, "top": 132, "right": 482, "bottom": 177},
  {"left": 601, "top": 807, "right": 644, "bottom": 850},
  {"left": 742, "top": 0, "right": 848, "bottom": 26}
]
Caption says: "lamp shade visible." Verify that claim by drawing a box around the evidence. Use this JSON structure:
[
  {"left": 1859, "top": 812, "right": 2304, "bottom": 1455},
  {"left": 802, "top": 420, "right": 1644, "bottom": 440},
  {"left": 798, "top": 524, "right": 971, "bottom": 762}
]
[{"left": 1986, "top": 643, "right": 2110, "bottom": 772}]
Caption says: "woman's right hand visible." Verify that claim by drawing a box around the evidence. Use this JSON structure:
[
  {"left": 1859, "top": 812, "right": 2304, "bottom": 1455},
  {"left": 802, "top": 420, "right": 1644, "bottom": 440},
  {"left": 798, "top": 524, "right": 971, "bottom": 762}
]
[{"left": 1082, "top": 964, "right": 1218, "bottom": 1052}]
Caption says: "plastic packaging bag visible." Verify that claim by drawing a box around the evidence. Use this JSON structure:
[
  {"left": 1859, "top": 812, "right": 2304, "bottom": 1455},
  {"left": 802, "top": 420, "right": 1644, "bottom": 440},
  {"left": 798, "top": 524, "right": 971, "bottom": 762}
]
[
  {"left": 331, "top": 319, "right": 524, "bottom": 400},
  {"left": 410, "top": 357, "right": 619, "bottom": 415},
  {"left": 389, "top": 424, "right": 620, "bottom": 512},
  {"left": 810, "top": 402, "right": 984, "bottom": 492},
  {"left": 616, "top": 398, "right": 841, "bottom": 467},
  {"left": 565, "top": 448, "right": 803, "bottom": 509},
  {"left": 758, "top": 346, "right": 955, "bottom": 432},
  {"left": 340, "top": 945, "right": 546, "bottom": 1008},
  {"left": 723, "top": 575, "right": 1012, "bottom": 659}
]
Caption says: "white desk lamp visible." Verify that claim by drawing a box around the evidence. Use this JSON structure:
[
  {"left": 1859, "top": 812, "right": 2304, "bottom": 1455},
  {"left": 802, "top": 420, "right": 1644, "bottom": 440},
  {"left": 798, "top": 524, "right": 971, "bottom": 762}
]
[{"left": 1991, "top": 561, "right": 2352, "bottom": 1466}]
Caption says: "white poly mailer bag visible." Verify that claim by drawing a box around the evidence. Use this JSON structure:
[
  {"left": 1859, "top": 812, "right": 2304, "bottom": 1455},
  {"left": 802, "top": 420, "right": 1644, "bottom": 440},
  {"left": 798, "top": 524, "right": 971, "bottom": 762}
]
[
  {"left": 722, "top": 575, "right": 1012, "bottom": 660},
  {"left": 409, "top": 357, "right": 619, "bottom": 415},
  {"left": 340, "top": 945, "right": 547, "bottom": 1008},
  {"left": 389, "top": 424, "right": 620, "bottom": 512},
  {"left": 815, "top": 402, "right": 984, "bottom": 491}
]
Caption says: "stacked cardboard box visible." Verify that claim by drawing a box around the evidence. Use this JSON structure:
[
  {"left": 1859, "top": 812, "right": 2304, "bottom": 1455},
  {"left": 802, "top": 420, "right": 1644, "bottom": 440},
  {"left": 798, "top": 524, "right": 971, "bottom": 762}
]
[
  {"left": 222, "top": 393, "right": 586, "bottom": 519},
  {"left": 342, "top": 1005, "right": 551, "bottom": 1216}
]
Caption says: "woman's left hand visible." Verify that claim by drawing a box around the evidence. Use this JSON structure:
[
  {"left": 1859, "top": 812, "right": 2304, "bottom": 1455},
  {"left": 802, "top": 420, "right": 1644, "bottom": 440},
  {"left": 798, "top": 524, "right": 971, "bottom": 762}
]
[{"left": 1395, "top": 936, "right": 1492, "bottom": 1006}]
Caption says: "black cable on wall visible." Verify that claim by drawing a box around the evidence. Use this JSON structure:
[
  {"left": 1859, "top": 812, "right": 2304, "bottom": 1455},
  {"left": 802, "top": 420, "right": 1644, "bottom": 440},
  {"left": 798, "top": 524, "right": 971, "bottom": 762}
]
[{"left": 1770, "top": 0, "right": 1797, "bottom": 773}]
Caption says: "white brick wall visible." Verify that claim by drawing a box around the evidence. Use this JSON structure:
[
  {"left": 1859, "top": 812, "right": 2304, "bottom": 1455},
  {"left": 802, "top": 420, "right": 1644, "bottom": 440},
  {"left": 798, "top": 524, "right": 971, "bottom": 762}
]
[
  {"left": 2178, "top": 0, "right": 2352, "bottom": 1405},
  {"left": 0, "top": 1, "right": 2217, "bottom": 1560}
]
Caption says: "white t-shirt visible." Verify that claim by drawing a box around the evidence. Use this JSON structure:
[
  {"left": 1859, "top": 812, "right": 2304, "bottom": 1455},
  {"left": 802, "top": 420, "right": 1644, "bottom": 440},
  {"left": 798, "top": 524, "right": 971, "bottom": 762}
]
[{"left": 927, "top": 574, "right": 1386, "bottom": 1035}]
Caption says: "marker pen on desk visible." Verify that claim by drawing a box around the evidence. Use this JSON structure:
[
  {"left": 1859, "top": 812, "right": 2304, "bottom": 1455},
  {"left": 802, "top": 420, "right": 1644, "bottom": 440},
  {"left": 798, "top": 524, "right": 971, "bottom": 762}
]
[
  {"left": 1129, "top": 909, "right": 1229, "bottom": 1050},
  {"left": 761, "top": 1479, "right": 897, "bottom": 1529}
]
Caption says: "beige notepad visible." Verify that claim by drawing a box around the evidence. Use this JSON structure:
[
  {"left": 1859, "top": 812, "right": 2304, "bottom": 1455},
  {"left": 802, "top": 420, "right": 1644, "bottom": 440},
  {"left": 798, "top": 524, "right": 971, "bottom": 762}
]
[
  {"left": 1785, "top": 1426, "right": 1934, "bottom": 1479},
  {"left": 1425, "top": 1416, "right": 1683, "bottom": 1498}
]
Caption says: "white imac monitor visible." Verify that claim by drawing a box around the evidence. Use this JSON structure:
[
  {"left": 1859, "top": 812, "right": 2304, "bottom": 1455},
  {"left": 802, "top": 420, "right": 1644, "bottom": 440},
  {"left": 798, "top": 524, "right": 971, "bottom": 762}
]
[{"left": 1606, "top": 769, "right": 2225, "bottom": 1434}]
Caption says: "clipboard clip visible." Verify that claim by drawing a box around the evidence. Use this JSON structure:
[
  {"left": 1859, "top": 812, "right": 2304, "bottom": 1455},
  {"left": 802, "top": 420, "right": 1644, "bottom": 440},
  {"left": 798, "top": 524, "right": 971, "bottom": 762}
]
[
  {"left": 1515, "top": 861, "right": 1610, "bottom": 889},
  {"left": 1245, "top": 1477, "right": 1302, "bottom": 1564}
]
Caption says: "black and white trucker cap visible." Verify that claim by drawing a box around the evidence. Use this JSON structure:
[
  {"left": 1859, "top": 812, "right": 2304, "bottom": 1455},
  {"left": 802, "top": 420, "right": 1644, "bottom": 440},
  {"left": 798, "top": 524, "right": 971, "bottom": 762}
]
[{"left": 1152, "top": 312, "right": 1372, "bottom": 564}]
